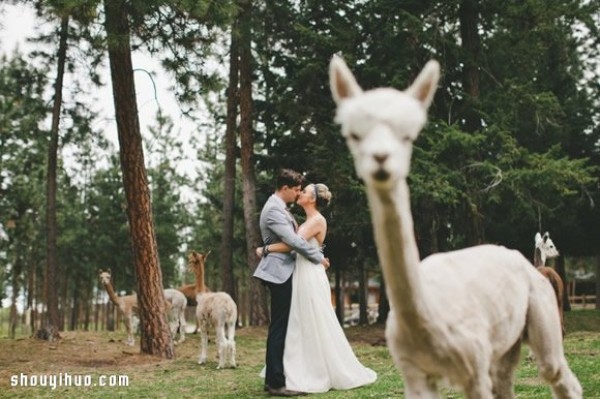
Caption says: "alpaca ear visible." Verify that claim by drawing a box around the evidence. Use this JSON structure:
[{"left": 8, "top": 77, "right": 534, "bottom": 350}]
[
  {"left": 405, "top": 60, "right": 440, "bottom": 109},
  {"left": 329, "top": 55, "right": 363, "bottom": 105},
  {"left": 543, "top": 232, "right": 550, "bottom": 243}
]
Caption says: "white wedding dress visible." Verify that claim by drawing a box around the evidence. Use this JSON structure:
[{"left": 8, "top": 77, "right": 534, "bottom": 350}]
[{"left": 283, "top": 238, "right": 377, "bottom": 393}]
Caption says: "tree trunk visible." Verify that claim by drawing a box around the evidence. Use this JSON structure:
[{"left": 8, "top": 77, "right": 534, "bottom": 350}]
[
  {"left": 26, "top": 257, "right": 36, "bottom": 335},
  {"left": 239, "top": 0, "right": 269, "bottom": 326},
  {"left": 104, "top": 0, "right": 174, "bottom": 358},
  {"left": 596, "top": 256, "right": 600, "bottom": 310},
  {"left": 556, "top": 256, "right": 571, "bottom": 312},
  {"left": 70, "top": 283, "right": 80, "bottom": 331},
  {"left": 335, "top": 258, "right": 344, "bottom": 324},
  {"left": 358, "top": 260, "right": 368, "bottom": 325},
  {"left": 9, "top": 258, "right": 21, "bottom": 338},
  {"left": 220, "top": 20, "right": 240, "bottom": 299},
  {"left": 42, "top": 15, "right": 69, "bottom": 338},
  {"left": 458, "top": 0, "right": 481, "bottom": 133},
  {"left": 377, "top": 278, "right": 390, "bottom": 325}
]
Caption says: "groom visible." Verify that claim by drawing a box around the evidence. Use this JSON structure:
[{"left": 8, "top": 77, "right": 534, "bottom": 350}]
[{"left": 254, "top": 169, "right": 329, "bottom": 397}]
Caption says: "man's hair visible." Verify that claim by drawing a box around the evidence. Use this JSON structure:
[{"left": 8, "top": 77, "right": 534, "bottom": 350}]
[{"left": 276, "top": 169, "right": 304, "bottom": 190}]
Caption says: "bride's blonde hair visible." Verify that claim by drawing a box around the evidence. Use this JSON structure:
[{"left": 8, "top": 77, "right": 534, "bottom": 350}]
[{"left": 311, "top": 183, "right": 332, "bottom": 209}]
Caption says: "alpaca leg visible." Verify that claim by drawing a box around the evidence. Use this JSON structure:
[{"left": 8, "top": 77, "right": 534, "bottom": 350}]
[
  {"left": 527, "top": 288, "right": 582, "bottom": 399},
  {"left": 226, "top": 321, "right": 236, "bottom": 368},
  {"left": 197, "top": 323, "right": 209, "bottom": 364},
  {"left": 168, "top": 314, "right": 178, "bottom": 344},
  {"left": 462, "top": 363, "right": 494, "bottom": 399},
  {"left": 178, "top": 309, "right": 186, "bottom": 343},
  {"left": 215, "top": 322, "right": 227, "bottom": 369},
  {"left": 401, "top": 365, "right": 440, "bottom": 399},
  {"left": 125, "top": 315, "right": 134, "bottom": 346},
  {"left": 228, "top": 340, "right": 237, "bottom": 368},
  {"left": 491, "top": 340, "right": 521, "bottom": 399}
]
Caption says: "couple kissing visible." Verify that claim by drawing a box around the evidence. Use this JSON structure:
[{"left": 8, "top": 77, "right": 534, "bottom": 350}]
[{"left": 253, "top": 169, "right": 376, "bottom": 397}]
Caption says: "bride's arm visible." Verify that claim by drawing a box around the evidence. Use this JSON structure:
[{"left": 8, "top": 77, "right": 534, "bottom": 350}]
[{"left": 258, "top": 218, "right": 321, "bottom": 256}]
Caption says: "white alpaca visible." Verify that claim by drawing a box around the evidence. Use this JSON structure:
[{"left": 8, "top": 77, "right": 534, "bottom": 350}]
[
  {"left": 534, "top": 232, "right": 565, "bottom": 336},
  {"left": 534, "top": 232, "right": 560, "bottom": 267},
  {"left": 163, "top": 288, "right": 188, "bottom": 344},
  {"left": 188, "top": 251, "right": 238, "bottom": 369},
  {"left": 329, "top": 56, "right": 582, "bottom": 398}
]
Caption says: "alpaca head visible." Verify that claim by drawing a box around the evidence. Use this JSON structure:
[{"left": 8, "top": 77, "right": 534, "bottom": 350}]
[
  {"left": 98, "top": 269, "right": 112, "bottom": 285},
  {"left": 329, "top": 56, "right": 440, "bottom": 189},
  {"left": 188, "top": 250, "right": 211, "bottom": 274},
  {"left": 535, "top": 232, "right": 559, "bottom": 260}
]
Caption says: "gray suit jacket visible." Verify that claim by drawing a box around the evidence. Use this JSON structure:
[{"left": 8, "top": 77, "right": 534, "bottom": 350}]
[{"left": 253, "top": 194, "right": 324, "bottom": 284}]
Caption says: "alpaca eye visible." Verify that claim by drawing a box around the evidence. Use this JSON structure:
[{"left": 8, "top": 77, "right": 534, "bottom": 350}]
[{"left": 348, "top": 132, "right": 361, "bottom": 142}]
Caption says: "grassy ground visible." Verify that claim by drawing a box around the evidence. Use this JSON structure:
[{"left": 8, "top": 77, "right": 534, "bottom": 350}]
[{"left": 0, "top": 310, "right": 598, "bottom": 398}]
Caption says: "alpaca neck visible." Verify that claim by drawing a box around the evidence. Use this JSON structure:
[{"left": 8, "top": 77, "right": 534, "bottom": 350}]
[
  {"left": 533, "top": 247, "right": 545, "bottom": 267},
  {"left": 103, "top": 282, "right": 121, "bottom": 306},
  {"left": 194, "top": 262, "right": 206, "bottom": 293},
  {"left": 368, "top": 180, "right": 428, "bottom": 322}
]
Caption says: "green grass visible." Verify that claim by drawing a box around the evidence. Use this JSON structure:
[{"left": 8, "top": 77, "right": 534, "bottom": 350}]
[{"left": 0, "top": 310, "right": 598, "bottom": 398}]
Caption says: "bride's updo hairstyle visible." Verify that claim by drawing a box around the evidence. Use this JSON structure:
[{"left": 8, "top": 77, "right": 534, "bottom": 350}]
[{"left": 312, "top": 183, "right": 332, "bottom": 210}]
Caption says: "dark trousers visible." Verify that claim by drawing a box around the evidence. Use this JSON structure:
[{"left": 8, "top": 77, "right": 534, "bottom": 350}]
[{"left": 265, "top": 276, "right": 293, "bottom": 389}]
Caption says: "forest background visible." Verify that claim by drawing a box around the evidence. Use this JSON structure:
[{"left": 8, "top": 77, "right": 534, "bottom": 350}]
[{"left": 1, "top": 0, "right": 599, "bottom": 355}]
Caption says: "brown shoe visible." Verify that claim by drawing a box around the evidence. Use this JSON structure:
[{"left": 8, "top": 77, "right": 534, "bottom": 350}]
[{"left": 267, "top": 386, "right": 307, "bottom": 397}]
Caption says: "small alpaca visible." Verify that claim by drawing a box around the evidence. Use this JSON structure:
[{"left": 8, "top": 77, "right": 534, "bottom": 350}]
[
  {"left": 534, "top": 232, "right": 565, "bottom": 336},
  {"left": 163, "top": 288, "right": 188, "bottom": 344},
  {"left": 329, "top": 56, "right": 582, "bottom": 398},
  {"left": 99, "top": 270, "right": 187, "bottom": 345},
  {"left": 188, "top": 250, "right": 238, "bottom": 369},
  {"left": 98, "top": 269, "right": 138, "bottom": 346}
]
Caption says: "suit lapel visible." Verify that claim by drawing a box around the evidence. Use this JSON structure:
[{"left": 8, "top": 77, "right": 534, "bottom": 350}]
[{"left": 286, "top": 207, "right": 298, "bottom": 231}]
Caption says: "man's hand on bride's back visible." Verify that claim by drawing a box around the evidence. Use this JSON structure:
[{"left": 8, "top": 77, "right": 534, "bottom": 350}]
[{"left": 321, "top": 257, "right": 330, "bottom": 270}]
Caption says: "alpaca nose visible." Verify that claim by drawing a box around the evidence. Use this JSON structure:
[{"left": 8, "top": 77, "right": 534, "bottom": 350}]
[{"left": 373, "top": 153, "right": 388, "bottom": 164}]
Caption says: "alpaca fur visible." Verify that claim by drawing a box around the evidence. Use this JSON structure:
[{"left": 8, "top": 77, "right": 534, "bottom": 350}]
[
  {"left": 177, "top": 284, "right": 199, "bottom": 307},
  {"left": 177, "top": 254, "right": 212, "bottom": 334},
  {"left": 534, "top": 232, "right": 565, "bottom": 337},
  {"left": 163, "top": 288, "right": 188, "bottom": 344},
  {"left": 99, "top": 270, "right": 187, "bottom": 346},
  {"left": 188, "top": 251, "right": 237, "bottom": 369},
  {"left": 98, "top": 270, "right": 138, "bottom": 346},
  {"left": 329, "top": 56, "right": 582, "bottom": 398}
]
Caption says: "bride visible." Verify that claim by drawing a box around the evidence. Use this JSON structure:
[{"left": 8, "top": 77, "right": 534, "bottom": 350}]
[{"left": 258, "top": 183, "right": 377, "bottom": 394}]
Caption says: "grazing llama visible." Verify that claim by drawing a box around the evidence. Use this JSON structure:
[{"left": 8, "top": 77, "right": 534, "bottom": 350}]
[
  {"left": 329, "top": 56, "right": 582, "bottom": 398},
  {"left": 534, "top": 232, "right": 565, "bottom": 336},
  {"left": 98, "top": 270, "right": 138, "bottom": 346},
  {"left": 188, "top": 251, "right": 237, "bottom": 368},
  {"left": 99, "top": 270, "right": 188, "bottom": 345},
  {"left": 163, "top": 288, "right": 188, "bottom": 344}
]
